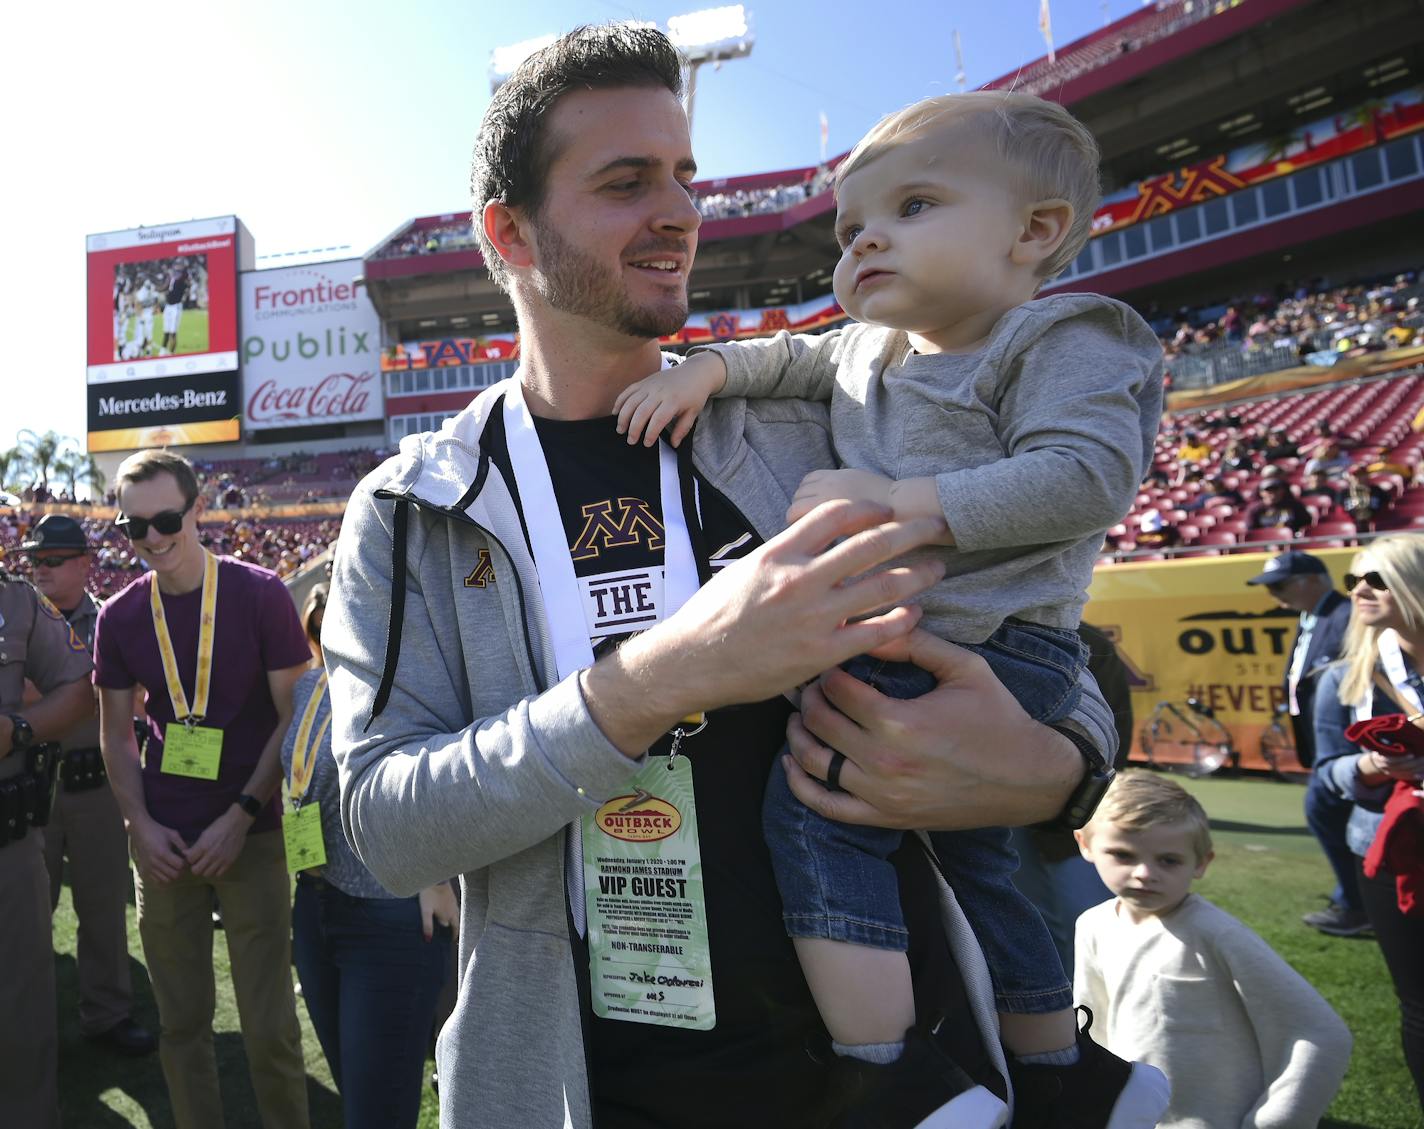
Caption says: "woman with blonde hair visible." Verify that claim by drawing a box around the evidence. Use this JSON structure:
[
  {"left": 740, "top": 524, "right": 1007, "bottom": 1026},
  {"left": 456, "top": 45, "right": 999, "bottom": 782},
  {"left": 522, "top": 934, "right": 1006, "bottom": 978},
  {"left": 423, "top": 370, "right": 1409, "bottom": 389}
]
[
  {"left": 1313, "top": 535, "right": 1424, "bottom": 1110},
  {"left": 281, "top": 584, "right": 457, "bottom": 1129}
]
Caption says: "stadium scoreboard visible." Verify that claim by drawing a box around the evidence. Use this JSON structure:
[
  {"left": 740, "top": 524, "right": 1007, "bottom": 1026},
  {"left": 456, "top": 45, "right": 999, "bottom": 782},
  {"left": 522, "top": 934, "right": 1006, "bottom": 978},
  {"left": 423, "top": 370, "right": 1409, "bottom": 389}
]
[{"left": 86, "top": 216, "right": 252, "bottom": 452}]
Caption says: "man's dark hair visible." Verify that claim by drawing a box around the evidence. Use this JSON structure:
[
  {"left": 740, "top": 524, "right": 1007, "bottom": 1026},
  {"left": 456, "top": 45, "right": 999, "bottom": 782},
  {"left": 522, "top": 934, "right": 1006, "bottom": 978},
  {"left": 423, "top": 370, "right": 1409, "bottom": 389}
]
[
  {"left": 470, "top": 23, "right": 685, "bottom": 291},
  {"left": 114, "top": 448, "right": 200, "bottom": 508}
]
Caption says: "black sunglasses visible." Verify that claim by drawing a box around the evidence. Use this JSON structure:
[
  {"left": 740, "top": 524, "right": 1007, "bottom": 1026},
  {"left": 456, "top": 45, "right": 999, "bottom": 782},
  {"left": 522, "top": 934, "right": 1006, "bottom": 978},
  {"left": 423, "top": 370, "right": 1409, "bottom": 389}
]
[
  {"left": 31, "top": 554, "right": 85, "bottom": 568},
  {"left": 115, "top": 498, "right": 195, "bottom": 540},
  {"left": 1345, "top": 571, "right": 1388, "bottom": 593}
]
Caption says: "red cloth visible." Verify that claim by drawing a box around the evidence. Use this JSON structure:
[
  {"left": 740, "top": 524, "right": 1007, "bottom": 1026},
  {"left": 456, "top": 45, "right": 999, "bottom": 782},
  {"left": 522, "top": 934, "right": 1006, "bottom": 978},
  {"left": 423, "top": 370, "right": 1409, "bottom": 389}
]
[
  {"left": 1347, "top": 714, "right": 1424, "bottom": 916},
  {"left": 1363, "top": 782, "right": 1424, "bottom": 917},
  {"left": 1345, "top": 712, "right": 1424, "bottom": 756}
]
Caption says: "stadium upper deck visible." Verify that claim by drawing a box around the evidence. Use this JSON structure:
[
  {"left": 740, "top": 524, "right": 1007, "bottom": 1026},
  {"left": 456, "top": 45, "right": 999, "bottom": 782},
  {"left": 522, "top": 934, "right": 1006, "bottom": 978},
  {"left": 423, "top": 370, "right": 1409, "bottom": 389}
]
[{"left": 360, "top": 0, "right": 1424, "bottom": 437}]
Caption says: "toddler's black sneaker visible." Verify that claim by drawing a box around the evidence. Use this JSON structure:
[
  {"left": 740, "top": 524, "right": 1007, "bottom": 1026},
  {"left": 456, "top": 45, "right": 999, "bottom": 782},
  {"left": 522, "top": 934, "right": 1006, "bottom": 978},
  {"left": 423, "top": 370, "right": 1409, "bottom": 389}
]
[
  {"left": 829, "top": 1022, "right": 1008, "bottom": 1129},
  {"left": 1007, "top": 1007, "right": 1170, "bottom": 1129}
]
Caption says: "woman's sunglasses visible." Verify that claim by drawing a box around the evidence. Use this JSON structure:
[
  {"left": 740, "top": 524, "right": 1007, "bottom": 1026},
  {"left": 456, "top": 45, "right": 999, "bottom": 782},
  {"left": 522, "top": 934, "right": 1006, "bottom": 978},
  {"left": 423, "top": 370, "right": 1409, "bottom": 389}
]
[
  {"left": 1344, "top": 571, "right": 1388, "bottom": 593},
  {"left": 115, "top": 499, "right": 195, "bottom": 541}
]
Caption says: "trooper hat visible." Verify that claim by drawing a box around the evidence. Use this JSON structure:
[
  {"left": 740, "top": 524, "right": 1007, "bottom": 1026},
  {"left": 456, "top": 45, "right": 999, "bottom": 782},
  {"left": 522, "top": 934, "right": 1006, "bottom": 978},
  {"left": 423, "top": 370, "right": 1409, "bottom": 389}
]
[
  {"left": 19, "top": 514, "right": 89, "bottom": 554},
  {"left": 1245, "top": 549, "right": 1329, "bottom": 586}
]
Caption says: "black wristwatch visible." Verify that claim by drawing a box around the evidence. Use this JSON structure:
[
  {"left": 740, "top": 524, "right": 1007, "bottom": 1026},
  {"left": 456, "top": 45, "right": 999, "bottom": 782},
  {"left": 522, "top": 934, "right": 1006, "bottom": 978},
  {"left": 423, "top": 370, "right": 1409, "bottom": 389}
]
[
  {"left": 235, "top": 793, "right": 263, "bottom": 818},
  {"left": 1035, "top": 724, "right": 1116, "bottom": 833},
  {"left": 5, "top": 713, "right": 34, "bottom": 752}
]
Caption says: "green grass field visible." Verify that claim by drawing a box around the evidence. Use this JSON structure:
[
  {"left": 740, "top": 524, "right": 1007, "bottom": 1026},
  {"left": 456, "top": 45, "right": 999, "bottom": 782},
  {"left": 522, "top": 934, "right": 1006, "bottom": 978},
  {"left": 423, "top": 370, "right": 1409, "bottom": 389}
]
[
  {"left": 51, "top": 775, "right": 1422, "bottom": 1127},
  {"left": 114, "top": 308, "right": 209, "bottom": 361}
]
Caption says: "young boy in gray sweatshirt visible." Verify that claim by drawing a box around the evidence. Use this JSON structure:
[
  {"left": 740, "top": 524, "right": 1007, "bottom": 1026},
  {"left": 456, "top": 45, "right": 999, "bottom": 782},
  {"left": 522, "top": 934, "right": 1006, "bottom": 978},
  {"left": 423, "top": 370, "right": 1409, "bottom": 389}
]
[{"left": 615, "top": 90, "right": 1166, "bottom": 1129}]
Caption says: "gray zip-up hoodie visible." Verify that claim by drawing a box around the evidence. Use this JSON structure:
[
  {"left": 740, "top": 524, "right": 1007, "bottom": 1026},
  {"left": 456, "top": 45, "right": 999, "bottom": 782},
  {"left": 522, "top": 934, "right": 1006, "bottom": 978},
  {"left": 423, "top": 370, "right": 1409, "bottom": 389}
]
[{"left": 323, "top": 372, "right": 1118, "bottom": 1128}]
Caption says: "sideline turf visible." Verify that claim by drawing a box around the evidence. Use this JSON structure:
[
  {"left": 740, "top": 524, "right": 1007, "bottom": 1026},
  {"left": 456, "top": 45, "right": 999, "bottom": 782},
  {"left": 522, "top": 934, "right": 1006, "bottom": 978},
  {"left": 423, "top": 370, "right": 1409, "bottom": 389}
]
[{"left": 49, "top": 775, "right": 1419, "bottom": 1126}]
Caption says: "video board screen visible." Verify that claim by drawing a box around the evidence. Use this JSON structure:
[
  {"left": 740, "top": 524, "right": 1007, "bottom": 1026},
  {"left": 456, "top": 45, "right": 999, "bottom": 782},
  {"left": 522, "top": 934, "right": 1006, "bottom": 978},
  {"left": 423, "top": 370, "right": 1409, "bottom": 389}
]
[
  {"left": 86, "top": 217, "right": 248, "bottom": 451},
  {"left": 86, "top": 217, "right": 243, "bottom": 385}
]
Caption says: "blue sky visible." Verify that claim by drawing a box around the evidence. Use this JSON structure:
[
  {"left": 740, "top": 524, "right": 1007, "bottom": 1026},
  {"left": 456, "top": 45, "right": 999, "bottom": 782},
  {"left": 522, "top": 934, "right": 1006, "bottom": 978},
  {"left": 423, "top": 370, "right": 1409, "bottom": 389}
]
[{"left": 4, "top": 0, "right": 1141, "bottom": 447}]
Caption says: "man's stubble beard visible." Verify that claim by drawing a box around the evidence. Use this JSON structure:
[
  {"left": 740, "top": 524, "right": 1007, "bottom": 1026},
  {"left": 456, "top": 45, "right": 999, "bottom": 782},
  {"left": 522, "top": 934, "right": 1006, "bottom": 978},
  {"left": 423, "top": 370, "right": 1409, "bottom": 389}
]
[{"left": 531, "top": 218, "right": 689, "bottom": 340}]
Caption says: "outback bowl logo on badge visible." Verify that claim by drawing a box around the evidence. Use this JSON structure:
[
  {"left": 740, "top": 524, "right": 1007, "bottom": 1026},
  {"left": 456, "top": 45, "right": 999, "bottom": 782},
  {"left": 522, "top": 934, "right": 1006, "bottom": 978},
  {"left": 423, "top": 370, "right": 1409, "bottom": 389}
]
[{"left": 595, "top": 789, "right": 681, "bottom": 843}]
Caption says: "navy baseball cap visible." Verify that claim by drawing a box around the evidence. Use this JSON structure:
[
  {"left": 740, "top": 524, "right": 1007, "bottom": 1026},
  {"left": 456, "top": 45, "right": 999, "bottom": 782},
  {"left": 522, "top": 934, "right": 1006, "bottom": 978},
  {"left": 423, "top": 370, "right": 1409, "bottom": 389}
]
[
  {"left": 20, "top": 514, "right": 89, "bottom": 553},
  {"left": 1245, "top": 550, "right": 1329, "bottom": 586}
]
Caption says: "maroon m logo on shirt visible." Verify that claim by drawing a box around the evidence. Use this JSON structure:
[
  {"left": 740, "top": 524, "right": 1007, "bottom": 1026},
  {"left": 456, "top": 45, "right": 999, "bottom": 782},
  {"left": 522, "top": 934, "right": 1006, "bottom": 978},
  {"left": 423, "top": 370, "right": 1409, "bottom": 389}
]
[{"left": 570, "top": 497, "right": 664, "bottom": 562}]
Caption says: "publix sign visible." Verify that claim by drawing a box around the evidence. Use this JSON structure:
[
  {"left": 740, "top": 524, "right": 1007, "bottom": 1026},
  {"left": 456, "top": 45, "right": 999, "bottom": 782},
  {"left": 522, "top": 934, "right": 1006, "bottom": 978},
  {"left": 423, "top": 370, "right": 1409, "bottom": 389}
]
[{"left": 240, "top": 260, "right": 383, "bottom": 429}]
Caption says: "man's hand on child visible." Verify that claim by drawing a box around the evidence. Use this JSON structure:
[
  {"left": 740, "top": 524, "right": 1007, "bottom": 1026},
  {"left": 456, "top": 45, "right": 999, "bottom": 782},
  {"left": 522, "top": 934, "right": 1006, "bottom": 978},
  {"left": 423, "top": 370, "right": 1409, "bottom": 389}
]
[
  {"left": 613, "top": 353, "right": 727, "bottom": 448},
  {"left": 781, "top": 629, "right": 1072, "bottom": 830},
  {"left": 788, "top": 469, "right": 895, "bottom": 523}
]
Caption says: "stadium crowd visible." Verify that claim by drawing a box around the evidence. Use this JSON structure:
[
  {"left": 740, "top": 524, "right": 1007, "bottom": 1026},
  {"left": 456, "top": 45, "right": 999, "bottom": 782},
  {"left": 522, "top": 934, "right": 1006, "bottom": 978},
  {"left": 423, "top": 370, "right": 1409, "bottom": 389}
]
[
  {"left": 1, "top": 449, "right": 381, "bottom": 596},
  {"left": 1153, "top": 270, "right": 1424, "bottom": 384},
  {"left": 372, "top": 174, "right": 837, "bottom": 259},
  {"left": 1, "top": 509, "right": 339, "bottom": 599},
  {"left": 692, "top": 173, "right": 827, "bottom": 220}
]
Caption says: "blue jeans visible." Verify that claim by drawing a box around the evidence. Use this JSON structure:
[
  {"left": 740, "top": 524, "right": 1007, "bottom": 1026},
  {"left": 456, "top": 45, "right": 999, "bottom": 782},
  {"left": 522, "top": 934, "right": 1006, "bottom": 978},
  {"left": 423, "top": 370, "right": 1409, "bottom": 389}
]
[
  {"left": 292, "top": 876, "right": 450, "bottom": 1129},
  {"left": 1305, "top": 768, "right": 1363, "bottom": 913},
  {"left": 764, "top": 620, "right": 1086, "bottom": 1015}
]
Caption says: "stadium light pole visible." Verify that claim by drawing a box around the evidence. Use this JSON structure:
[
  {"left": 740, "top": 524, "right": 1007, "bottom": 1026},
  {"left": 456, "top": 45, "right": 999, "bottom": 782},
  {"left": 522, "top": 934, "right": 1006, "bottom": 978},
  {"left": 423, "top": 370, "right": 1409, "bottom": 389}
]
[
  {"left": 667, "top": 5, "right": 754, "bottom": 137},
  {"left": 490, "top": 10, "right": 753, "bottom": 133}
]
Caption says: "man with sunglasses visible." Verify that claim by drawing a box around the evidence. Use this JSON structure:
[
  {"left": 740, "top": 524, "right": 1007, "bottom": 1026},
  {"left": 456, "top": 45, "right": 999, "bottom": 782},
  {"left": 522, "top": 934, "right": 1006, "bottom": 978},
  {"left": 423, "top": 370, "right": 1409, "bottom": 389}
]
[
  {"left": 94, "top": 450, "right": 312, "bottom": 1129},
  {"left": 1246, "top": 549, "right": 1360, "bottom": 934},
  {"left": 23, "top": 515, "right": 157, "bottom": 1058}
]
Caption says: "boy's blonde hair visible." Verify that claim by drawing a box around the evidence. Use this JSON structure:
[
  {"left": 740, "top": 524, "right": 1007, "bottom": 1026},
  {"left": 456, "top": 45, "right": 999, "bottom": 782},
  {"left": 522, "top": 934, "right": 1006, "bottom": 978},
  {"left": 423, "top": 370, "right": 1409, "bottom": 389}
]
[
  {"left": 1083, "top": 770, "right": 1213, "bottom": 861},
  {"left": 1336, "top": 535, "right": 1424, "bottom": 708},
  {"left": 834, "top": 90, "right": 1101, "bottom": 281}
]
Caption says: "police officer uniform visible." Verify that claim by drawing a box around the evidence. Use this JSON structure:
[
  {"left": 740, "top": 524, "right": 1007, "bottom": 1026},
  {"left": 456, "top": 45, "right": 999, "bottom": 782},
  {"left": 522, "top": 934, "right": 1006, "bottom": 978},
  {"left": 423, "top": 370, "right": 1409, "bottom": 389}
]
[
  {"left": 0, "top": 565, "right": 95, "bottom": 1129},
  {"left": 25, "top": 516, "right": 155, "bottom": 1055}
]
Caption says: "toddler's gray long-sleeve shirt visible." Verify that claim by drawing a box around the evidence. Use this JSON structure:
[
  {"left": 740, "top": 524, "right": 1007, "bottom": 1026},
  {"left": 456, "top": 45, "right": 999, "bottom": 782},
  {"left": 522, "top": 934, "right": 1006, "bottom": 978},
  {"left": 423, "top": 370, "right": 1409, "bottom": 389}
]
[{"left": 709, "top": 293, "right": 1164, "bottom": 644}]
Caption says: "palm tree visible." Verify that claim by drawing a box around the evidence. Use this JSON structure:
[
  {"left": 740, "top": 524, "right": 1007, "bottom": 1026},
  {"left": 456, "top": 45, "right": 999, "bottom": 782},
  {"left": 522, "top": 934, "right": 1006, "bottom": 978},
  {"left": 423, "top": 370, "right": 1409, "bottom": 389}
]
[
  {"left": 0, "top": 446, "right": 29, "bottom": 495},
  {"left": 51, "top": 451, "right": 106, "bottom": 501},
  {"left": 51, "top": 451, "right": 80, "bottom": 500},
  {"left": 16, "top": 429, "right": 73, "bottom": 491},
  {"left": 79, "top": 455, "right": 106, "bottom": 499}
]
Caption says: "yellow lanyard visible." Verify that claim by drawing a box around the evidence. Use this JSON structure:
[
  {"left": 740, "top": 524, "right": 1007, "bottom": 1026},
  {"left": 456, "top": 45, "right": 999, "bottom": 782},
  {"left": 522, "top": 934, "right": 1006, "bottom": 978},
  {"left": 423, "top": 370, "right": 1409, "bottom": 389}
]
[
  {"left": 150, "top": 551, "right": 219, "bottom": 726},
  {"left": 288, "top": 673, "right": 329, "bottom": 803}
]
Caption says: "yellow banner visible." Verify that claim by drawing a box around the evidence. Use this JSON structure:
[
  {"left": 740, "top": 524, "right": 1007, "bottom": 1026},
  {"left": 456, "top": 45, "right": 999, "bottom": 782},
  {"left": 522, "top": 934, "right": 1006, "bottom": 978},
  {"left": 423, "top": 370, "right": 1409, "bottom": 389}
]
[
  {"left": 1165, "top": 348, "right": 1424, "bottom": 413},
  {"left": 1085, "top": 547, "right": 1360, "bottom": 772},
  {"left": 87, "top": 419, "right": 241, "bottom": 453}
]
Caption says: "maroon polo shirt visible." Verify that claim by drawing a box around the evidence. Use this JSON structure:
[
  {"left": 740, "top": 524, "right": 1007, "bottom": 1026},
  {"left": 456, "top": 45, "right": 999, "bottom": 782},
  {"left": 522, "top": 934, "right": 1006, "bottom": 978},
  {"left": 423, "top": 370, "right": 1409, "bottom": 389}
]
[{"left": 93, "top": 555, "right": 311, "bottom": 841}]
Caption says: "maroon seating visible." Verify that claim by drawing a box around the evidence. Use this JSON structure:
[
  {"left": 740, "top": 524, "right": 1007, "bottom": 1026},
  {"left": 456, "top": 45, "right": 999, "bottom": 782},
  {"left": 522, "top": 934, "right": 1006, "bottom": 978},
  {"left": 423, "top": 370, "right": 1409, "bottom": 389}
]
[
  {"left": 1377, "top": 511, "right": 1424, "bottom": 531},
  {"left": 1196, "top": 530, "right": 1238, "bottom": 549},
  {"left": 1242, "top": 527, "right": 1296, "bottom": 547}
]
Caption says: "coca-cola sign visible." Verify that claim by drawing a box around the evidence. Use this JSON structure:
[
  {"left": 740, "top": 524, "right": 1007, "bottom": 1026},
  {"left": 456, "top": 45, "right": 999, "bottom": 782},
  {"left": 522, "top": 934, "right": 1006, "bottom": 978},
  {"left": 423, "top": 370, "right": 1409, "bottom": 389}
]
[
  {"left": 240, "top": 259, "right": 383, "bottom": 430},
  {"left": 247, "top": 371, "right": 375, "bottom": 424}
]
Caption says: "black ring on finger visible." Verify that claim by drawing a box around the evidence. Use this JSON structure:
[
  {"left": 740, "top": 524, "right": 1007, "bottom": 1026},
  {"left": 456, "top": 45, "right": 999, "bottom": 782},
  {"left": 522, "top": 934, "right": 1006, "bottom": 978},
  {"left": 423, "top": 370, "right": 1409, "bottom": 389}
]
[{"left": 826, "top": 750, "right": 847, "bottom": 793}]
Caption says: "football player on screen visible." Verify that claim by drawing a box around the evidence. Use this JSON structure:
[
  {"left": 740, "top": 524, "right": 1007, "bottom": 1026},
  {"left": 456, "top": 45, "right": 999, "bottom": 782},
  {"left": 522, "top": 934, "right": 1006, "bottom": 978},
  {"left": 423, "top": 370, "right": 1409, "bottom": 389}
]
[
  {"left": 133, "top": 275, "right": 158, "bottom": 357},
  {"left": 160, "top": 259, "right": 190, "bottom": 356}
]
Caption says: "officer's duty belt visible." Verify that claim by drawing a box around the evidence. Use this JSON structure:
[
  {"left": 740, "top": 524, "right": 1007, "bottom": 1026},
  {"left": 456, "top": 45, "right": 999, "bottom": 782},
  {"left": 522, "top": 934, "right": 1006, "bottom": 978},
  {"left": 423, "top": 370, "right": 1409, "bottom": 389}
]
[
  {"left": 59, "top": 746, "right": 108, "bottom": 793},
  {"left": 0, "top": 743, "right": 60, "bottom": 845}
]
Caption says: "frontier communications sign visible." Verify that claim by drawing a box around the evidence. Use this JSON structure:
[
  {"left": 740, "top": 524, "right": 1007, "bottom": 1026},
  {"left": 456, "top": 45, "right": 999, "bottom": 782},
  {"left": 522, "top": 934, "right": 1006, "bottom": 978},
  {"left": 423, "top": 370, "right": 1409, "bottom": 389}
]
[{"left": 240, "top": 260, "right": 382, "bottom": 430}]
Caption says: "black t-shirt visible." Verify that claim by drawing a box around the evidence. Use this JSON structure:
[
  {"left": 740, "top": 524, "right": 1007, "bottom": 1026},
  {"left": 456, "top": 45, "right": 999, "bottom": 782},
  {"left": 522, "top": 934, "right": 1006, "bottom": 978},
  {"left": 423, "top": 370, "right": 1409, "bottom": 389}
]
[
  {"left": 165, "top": 268, "right": 189, "bottom": 306},
  {"left": 484, "top": 406, "right": 999, "bottom": 1128}
]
